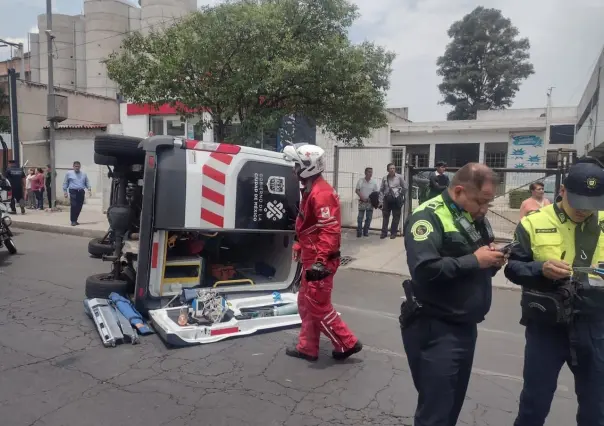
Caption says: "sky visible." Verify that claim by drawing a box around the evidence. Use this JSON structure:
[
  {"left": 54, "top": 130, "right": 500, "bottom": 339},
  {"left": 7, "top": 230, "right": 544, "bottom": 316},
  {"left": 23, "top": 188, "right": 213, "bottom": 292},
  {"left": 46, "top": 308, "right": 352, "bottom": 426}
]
[{"left": 1, "top": 0, "right": 603, "bottom": 122}]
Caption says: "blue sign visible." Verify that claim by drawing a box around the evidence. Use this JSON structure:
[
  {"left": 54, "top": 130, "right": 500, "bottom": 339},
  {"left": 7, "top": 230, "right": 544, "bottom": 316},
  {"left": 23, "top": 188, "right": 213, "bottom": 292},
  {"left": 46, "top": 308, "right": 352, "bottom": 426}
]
[
  {"left": 514, "top": 163, "right": 526, "bottom": 169},
  {"left": 512, "top": 135, "right": 543, "bottom": 148},
  {"left": 527, "top": 155, "right": 541, "bottom": 165},
  {"left": 512, "top": 148, "right": 526, "bottom": 158}
]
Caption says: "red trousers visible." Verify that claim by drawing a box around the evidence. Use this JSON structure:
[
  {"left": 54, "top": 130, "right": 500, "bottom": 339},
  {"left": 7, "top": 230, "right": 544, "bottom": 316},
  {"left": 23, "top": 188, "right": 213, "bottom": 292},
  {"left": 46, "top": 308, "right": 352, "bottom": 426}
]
[{"left": 296, "top": 259, "right": 358, "bottom": 357}]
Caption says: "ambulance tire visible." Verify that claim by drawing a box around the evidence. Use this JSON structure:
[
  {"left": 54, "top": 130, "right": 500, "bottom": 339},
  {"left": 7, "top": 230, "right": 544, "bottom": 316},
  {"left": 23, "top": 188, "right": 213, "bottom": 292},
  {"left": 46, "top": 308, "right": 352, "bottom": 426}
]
[
  {"left": 85, "top": 273, "right": 132, "bottom": 299},
  {"left": 88, "top": 237, "right": 114, "bottom": 258},
  {"left": 94, "top": 135, "right": 145, "bottom": 163},
  {"left": 94, "top": 153, "right": 119, "bottom": 166}
]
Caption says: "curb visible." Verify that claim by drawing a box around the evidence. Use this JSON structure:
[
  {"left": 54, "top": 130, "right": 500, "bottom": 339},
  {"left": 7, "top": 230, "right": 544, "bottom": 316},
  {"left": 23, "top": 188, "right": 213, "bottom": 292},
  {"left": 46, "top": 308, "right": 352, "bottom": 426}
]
[
  {"left": 11, "top": 221, "right": 106, "bottom": 239},
  {"left": 344, "top": 266, "right": 521, "bottom": 292}
]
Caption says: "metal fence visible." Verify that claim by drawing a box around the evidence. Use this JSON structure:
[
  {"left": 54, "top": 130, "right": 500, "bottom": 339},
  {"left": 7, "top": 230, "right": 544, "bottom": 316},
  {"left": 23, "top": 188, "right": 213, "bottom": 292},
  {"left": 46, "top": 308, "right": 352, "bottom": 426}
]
[
  {"left": 406, "top": 165, "right": 568, "bottom": 240},
  {"left": 331, "top": 145, "right": 406, "bottom": 232}
]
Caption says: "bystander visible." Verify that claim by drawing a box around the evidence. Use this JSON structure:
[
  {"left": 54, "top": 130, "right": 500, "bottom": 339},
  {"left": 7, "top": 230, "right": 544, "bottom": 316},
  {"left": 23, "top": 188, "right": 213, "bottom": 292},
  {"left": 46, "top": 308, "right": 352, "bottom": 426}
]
[{"left": 63, "top": 161, "right": 91, "bottom": 226}]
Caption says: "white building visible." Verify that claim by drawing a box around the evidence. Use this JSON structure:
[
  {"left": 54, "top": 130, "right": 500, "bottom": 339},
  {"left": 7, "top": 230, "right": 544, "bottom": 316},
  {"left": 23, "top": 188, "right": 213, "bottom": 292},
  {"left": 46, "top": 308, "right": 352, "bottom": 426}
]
[
  {"left": 575, "top": 46, "right": 604, "bottom": 159},
  {"left": 390, "top": 106, "right": 577, "bottom": 171}
]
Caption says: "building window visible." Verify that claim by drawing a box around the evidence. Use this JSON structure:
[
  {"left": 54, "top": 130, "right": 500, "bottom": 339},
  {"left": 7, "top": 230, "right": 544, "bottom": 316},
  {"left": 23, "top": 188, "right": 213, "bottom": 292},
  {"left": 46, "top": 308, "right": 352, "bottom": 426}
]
[
  {"left": 150, "top": 116, "right": 163, "bottom": 135},
  {"left": 166, "top": 119, "right": 185, "bottom": 137},
  {"left": 484, "top": 152, "right": 506, "bottom": 168},
  {"left": 549, "top": 124, "right": 575, "bottom": 145},
  {"left": 391, "top": 148, "right": 406, "bottom": 174}
]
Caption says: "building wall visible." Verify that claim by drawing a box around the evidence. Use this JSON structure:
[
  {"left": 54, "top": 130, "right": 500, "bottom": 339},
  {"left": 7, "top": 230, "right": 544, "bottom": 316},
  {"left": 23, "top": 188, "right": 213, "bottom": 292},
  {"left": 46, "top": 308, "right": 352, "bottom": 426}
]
[{"left": 16, "top": 80, "right": 119, "bottom": 168}]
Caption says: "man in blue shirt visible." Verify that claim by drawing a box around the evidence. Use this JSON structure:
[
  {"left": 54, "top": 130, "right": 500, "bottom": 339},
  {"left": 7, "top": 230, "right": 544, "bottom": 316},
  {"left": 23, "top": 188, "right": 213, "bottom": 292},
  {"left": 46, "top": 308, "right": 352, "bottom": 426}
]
[{"left": 63, "top": 161, "right": 91, "bottom": 226}]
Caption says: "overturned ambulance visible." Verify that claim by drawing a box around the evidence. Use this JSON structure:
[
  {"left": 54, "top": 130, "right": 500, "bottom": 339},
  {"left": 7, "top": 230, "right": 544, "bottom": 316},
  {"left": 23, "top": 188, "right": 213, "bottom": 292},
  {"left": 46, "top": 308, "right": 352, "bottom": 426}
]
[{"left": 85, "top": 135, "right": 303, "bottom": 346}]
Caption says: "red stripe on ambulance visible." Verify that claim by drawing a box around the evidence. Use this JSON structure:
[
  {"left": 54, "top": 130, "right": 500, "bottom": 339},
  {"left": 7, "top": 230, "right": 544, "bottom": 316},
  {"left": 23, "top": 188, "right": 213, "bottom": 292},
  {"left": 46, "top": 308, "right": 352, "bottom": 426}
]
[
  {"left": 201, "top": 185, "right": 225, "bottom": 206},
  {"left": 210, "top": 326, "right": 240, "bottom": 336},
  {"left": 151, "top": 242, "right": 159, "bottom": 268},
  {"left": 201, "top": 208, "right": 224, "bottom": 228}
]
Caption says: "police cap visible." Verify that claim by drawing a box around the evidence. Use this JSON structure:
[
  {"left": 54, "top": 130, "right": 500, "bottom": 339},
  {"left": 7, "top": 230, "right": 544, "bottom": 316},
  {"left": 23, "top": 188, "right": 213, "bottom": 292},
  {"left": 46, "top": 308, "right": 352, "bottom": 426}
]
[{"left": 564, "top": 157, "right": 604, "bottom": 210}]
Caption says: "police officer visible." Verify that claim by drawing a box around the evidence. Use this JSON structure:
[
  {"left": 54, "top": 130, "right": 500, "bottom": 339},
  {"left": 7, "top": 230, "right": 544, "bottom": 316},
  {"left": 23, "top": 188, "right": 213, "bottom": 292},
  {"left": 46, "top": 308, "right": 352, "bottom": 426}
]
[
  {"left": 505, "top": 158, "right": 604, "bottom": 426},
  {"left": 402, "top": 163, "right": 506, "bottom": 426},
  {"left": 5, "top": 160, "right": 25, "bottom": 214}
]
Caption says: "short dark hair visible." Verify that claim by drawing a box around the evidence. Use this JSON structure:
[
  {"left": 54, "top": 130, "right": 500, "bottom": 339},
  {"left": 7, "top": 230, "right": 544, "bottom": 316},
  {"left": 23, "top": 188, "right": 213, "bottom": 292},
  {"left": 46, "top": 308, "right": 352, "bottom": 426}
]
[
  {"left": 46, "top": 164, "right": 51, "bottom": 168},
  {"left": 73, "top": 161, "right": 81, "bottom": 166},
  {"left": 529, "top": 182, "right": 544, "bottom": 191},
  {"left": 8, "top": 160, "right": 15, "bottom": 164},
  {"left": 436, "top": 161, "right": 447, "bottom": 168},
  {"left": 450, "top": 163, "right": 498, "bottom": 190},
  {"left": 387, "top": 163, "right": 395, "bottom": 169},
  {"left": 37, "top": 167, "right": 43, "bottom": 173},
  {"left": 365, "top": 167, "right": 373, "bottom": 173}
]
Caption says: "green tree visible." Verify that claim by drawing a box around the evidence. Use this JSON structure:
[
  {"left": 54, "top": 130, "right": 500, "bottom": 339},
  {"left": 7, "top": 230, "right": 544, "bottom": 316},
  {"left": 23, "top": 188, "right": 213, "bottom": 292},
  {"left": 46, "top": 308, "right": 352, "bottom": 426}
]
[
  {"left": 436, "top": 7, "right": 534, "bottom": 120},
  {"left": 0, "top": 87, "right": 9, "bottom": 133},
  {"left": 105, "top": 0, "right": 395, "bottom": 145}
]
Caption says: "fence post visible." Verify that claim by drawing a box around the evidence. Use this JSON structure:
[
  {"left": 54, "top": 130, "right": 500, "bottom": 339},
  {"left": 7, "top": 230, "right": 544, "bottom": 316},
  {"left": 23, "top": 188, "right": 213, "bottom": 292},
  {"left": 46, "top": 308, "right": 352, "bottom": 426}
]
[
  {"left": 403, "top": 163, "right": 415, "bottom": 234},
  {"left": 554, "top": 149, "right": 563, "bottom": 200},
  {"left": 333, "top": 145, "right": 340, "bottom": 192}
]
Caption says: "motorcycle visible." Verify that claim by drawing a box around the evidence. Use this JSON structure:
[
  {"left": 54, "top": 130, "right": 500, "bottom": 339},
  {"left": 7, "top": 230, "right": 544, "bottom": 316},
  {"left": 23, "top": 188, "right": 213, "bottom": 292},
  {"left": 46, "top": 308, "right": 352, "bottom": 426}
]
[{"left": 0, "top": 177, "right": 16, "bottom": 254}]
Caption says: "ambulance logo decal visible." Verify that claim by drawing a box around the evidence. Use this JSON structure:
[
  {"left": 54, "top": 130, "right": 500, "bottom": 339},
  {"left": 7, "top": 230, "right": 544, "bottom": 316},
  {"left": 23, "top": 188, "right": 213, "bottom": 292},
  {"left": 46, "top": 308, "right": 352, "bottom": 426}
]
[
  {"left": 320, "top": 207, "right": 330, "bottom": 218},
  {"left": 265, "top": 201, "right": 286, "bottom": 221},
  {"left": 267, "top": 176, "right": 286, "bottom": 195}
]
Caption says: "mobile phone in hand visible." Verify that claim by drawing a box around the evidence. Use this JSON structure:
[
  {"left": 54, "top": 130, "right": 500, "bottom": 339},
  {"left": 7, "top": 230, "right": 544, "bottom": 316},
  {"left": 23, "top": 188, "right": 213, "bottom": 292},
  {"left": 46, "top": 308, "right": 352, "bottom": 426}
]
[{"left": 496, "top": 241, "right": 518, "bottom": 253}]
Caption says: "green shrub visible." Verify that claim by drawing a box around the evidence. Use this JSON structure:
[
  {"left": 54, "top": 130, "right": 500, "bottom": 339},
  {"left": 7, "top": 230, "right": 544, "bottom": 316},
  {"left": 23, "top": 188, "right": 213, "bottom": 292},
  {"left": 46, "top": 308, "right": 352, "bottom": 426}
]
[{"left": 509, "top": 190, "right": 531, "bottom": 209}]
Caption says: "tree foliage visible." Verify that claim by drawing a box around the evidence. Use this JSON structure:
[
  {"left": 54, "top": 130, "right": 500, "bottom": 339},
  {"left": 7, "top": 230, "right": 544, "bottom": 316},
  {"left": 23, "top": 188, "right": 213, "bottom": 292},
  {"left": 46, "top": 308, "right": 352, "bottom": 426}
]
[
  {"left": 436, "top": 7, "right": 534, "bottom": 120},
  {"left": 105, "top": 0, "right": 395, "bottom": 145}
]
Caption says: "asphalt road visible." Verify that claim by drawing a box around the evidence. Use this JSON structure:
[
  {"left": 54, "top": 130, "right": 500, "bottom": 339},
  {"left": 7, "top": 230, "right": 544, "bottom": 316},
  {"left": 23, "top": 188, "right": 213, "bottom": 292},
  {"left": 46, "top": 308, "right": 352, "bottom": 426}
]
[{"left": 0, "top": 230, "right": 578, "bottom": 426}]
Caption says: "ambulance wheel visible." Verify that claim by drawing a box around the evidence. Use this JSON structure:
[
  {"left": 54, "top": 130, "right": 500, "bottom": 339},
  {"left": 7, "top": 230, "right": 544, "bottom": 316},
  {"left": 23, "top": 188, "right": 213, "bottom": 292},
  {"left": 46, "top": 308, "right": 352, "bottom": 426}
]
[
  {"left": 88, "top": 237, "right": 114, "bottom": 258},
  {"left": 94, "top": 135, "right": 144, "bottom": 163},
  {"left": 85, "top": 273, "right": 131, "bottom": 299}
]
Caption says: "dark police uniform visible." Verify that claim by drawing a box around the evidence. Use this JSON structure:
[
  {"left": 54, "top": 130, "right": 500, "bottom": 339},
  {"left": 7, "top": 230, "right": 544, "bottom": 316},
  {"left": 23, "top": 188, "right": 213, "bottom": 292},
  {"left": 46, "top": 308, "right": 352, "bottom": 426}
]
[
  {"left": 402, "top": 190, "right": 499, "bottom": 426},
  {"left": 4, "top": 164, "right": 25, "bottom": 214},
  {"left": 505, "top": 160, "right": 604, "bottom": 426}
]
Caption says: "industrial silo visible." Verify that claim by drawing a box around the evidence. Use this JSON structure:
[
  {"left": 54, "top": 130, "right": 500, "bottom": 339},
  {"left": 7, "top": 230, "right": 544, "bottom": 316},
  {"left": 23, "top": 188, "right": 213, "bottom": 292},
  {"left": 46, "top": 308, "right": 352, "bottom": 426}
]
[
  {"left": 84, "top": 0, "right": 132, "bottom": 98},
  {"left": 37, "top": 14, "right": 80, "bottom": 90},
  {"left": 140, "top": 0, "right": 196, "bottom": 36}
]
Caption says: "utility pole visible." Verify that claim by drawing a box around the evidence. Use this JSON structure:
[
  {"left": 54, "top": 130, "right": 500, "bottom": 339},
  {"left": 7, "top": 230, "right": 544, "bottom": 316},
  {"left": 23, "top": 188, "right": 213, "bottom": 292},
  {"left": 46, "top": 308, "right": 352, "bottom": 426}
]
[
  {"left": 544, "top": 87, "right": 555, "bottom": 155},
  {"left": 46, "top": 0, "right": 57, "bottom": 210},
  {"left": 0, "top": 38, "right": 25, "bottom": 164}
]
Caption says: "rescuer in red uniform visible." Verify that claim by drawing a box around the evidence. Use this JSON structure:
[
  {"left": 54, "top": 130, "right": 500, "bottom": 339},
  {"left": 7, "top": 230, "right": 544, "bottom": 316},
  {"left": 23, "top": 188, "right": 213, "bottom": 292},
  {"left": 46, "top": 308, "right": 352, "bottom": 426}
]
[{"left": 283, "top": 143, "right": 362, "bottom": 362}]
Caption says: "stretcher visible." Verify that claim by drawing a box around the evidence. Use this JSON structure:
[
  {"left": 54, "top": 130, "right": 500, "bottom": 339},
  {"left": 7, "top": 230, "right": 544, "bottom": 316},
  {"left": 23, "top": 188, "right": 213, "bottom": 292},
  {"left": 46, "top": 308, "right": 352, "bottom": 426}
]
[{"left": 149, "top": 292, "right": 302, "bottom": 347}]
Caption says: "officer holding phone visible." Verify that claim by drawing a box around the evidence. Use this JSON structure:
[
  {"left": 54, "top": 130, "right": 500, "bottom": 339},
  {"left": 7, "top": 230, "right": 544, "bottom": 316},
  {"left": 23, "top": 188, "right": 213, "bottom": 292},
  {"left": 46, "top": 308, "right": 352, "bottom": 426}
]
[
  {"left": 505, "top": 158, "right": 604, "bottom": 426},
  {"left": 401, "top": 163, "right": 505, "bottom": 426}
]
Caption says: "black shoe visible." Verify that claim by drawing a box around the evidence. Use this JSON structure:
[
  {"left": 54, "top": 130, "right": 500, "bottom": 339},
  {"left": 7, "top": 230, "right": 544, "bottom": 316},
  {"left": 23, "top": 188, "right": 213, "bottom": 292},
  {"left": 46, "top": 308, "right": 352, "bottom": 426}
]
[
  {"left": 363, "top": 233, "right": 369, "bottom": 237},
  {"left": 285, "top": 347, "right": 318, "bottom": 362},
  {"left": 380, "top": 234, "right": 387, "bottom": 239},
  {"left": 10, "top": 211, "right": 17, "bottom": 215},
  {"left": 71, "top": 222, "right": 77, "bottom": 226},
  {"left": 333, "top": 341, "right": 363, "bottom": 361},
  {"left": 356, "top": 232, "right": 362, "bottom": 238},
  {"left": 390, "top": 235, "right": 396, "bottom": 239},
  {"left": 20, "top": 207, "right": 25, "bottom": 214}
]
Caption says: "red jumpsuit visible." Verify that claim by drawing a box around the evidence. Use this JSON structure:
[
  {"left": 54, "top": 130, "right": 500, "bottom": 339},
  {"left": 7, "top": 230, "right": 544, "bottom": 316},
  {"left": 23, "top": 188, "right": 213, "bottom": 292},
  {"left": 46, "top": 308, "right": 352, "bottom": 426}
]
[{"left": 294, "top": 176, "right": 358, "bottom": 358}]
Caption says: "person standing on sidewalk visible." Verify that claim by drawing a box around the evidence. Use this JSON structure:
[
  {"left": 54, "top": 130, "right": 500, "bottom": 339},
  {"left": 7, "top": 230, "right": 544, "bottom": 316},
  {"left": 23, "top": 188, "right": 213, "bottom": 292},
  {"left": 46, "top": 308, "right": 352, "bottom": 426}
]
[
  {"left": 518, "top": 181, "right": 550, "bottom": 219},
  {"left": 355, "top": 167, "right": 379, "bottom": 238},
  {"left": 5, "top": 160, "right": 25, "bottom": 215},
  {"left": 427, "top": 161, "right": 450, "bottom": 200},
  {"left": 63, "top": 161, "right": 91, "bottom": 226},
  {"left": 401, "top": 163, "right": 505, "bottom": 426},
  {"left": 25, "top": 168, "right": 36, "bottom": 209},
  {"left": 31, "top": 168, "right": 45, "bottom": 210},
  {"left": 282, "top": 143, "right": 362, "bottom": 362},
  {"left": 378, "top": 163, "right": 407, "bottom": 239}
]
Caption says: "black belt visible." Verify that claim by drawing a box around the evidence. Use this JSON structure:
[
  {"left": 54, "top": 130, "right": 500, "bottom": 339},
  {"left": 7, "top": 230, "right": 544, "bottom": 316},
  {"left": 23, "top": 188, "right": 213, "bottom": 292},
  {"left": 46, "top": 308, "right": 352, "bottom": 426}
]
[{"left": 69, "top": 188, "right": 85, "bottom": 192}]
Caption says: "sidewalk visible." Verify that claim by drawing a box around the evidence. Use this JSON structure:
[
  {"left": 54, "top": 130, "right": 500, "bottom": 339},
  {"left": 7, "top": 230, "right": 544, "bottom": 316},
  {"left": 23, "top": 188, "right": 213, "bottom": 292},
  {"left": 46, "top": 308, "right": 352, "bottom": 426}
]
[
  {"left": 338, "top": 230, "right": 518, "bottom": 291},
  {"left": 9, "top": 208, "right": 518, "bottom": 291},
  {"left": 10, "top": 206, "right": 107, "bottom": 239}
]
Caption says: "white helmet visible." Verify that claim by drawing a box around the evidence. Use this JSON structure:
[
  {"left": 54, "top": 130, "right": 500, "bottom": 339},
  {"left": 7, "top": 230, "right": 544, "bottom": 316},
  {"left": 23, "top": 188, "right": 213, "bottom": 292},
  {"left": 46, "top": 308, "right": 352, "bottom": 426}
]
[{"left": 283, "top": 143, "right": 326, "bottom": 179}]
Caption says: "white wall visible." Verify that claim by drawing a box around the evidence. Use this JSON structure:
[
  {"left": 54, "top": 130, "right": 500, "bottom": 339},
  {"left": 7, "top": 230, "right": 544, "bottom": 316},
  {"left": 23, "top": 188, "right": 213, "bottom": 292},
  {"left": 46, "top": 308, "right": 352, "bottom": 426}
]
[
  {"left": 54, "top": 129, "right": 105, "bottom": 201},
  {"left": 575, "top": 47, "right": 604, "bottom": 157},
  {"left": 120, "top": 104, "right": 148, "bottom": 137}
]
